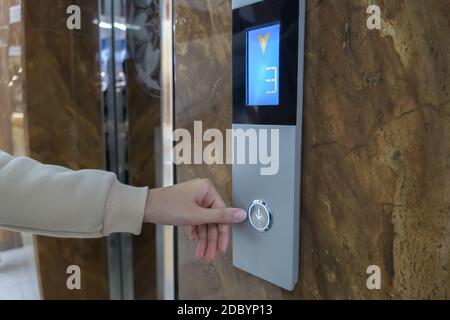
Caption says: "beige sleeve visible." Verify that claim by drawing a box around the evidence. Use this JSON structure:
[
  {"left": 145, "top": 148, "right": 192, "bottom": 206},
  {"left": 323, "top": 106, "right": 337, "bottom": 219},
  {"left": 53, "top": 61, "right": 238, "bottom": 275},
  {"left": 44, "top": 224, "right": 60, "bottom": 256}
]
[{"left": 0, "top": 150, "right": 148, "bottom": 238}]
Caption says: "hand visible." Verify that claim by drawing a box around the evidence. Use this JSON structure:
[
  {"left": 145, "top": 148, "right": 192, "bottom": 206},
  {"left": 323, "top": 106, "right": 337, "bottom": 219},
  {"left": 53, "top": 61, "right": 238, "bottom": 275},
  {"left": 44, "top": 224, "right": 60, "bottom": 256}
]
[{"left": 143, "top": 178, "right": 247, "bottom": 262}]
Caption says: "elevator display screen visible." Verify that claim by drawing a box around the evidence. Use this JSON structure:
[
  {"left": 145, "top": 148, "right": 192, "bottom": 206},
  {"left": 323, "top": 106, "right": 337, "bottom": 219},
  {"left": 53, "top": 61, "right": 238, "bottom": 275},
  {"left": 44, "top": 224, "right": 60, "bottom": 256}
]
[{"left": 246, "top": 23, "right": 280, "bottom": 106}]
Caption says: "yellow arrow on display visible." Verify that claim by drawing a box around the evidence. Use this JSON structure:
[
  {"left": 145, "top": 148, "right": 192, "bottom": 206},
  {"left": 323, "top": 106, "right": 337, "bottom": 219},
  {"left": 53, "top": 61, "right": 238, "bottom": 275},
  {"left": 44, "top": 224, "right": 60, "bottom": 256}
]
[{"left": 258, "top": 32, "right": 270, "bottom": 54}]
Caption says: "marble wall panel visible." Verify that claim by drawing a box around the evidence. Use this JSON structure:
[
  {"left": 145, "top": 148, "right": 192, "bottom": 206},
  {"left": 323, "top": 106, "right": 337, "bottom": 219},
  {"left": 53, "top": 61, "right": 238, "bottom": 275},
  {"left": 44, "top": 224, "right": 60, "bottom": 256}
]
[
  {"left": 174, "top": 0, "right": 450, "bottom": 299},
  {"left": 23, "top": 0, "right": 109, "bottom": 299}
]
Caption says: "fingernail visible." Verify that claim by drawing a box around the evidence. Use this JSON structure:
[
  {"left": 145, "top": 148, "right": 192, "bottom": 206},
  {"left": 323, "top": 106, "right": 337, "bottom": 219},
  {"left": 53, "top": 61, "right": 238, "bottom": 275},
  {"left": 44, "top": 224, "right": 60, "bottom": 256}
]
[{"left": 232, "top": 209, "right": 247, "bottom": 222}]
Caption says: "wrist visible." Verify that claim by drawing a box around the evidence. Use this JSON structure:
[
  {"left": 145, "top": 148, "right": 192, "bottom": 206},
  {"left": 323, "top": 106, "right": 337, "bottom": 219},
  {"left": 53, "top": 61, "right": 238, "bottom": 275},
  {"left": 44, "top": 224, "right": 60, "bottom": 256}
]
[{"left": 143, "top": 188, "right": 159, "bottom": 224}]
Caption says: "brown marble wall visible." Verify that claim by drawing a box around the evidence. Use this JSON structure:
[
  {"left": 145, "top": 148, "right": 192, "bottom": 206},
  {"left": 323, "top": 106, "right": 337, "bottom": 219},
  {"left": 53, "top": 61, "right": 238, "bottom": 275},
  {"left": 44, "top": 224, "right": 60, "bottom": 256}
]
[
  {"left": 126, "top": 0, "right": 160, "bottom": 300},
  {"left": 23, "top": 0, "right": 109, "bottom": 299},
  {"left": 174, "top": 0, "right": 450, "bottom": 299}
]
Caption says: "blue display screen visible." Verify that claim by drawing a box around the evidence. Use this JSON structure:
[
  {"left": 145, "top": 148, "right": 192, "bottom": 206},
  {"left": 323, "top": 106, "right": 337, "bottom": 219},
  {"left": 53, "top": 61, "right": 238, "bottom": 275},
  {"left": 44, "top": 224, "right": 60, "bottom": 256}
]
[{"left": 246, "top": 23, "right": 280, "bottom": 106}]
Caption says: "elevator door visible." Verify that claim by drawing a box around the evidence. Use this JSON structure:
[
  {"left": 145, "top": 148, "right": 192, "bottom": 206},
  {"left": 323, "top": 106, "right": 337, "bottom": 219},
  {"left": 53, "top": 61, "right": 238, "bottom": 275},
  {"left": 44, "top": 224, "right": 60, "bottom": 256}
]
[
  {"left": 173, "top": 0, "right": 450, "bottom": 299},
  {"left": 0, "top": 0, "right": 160, "bottom": 300}
]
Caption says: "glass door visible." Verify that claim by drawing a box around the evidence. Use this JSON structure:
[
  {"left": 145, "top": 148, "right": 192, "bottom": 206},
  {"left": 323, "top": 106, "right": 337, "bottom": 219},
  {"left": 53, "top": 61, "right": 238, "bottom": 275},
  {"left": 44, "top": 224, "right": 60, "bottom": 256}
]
[
  {"left": 0, "top": 0, "right": 40, "bottom": 300},
  {"left": 0, "top": 0, "right": 161, "bottom": 300}
]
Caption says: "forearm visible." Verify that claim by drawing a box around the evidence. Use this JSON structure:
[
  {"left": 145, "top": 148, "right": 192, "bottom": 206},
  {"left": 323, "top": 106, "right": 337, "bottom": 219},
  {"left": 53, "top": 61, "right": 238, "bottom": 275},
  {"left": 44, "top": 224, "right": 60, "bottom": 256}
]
[{"left": 0, "top": 150, "right": 147, "bottom": 238}]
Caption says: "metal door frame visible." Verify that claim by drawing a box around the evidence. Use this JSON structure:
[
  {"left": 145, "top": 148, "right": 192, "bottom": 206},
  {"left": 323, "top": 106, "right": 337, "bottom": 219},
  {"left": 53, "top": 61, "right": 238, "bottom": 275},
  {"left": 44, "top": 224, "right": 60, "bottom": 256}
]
[
  {"left": 156, "top": 0, "right": 176, "bottom": 301},
  {"left": 98, "top": 0, "right": 134, "bottom": 301}
]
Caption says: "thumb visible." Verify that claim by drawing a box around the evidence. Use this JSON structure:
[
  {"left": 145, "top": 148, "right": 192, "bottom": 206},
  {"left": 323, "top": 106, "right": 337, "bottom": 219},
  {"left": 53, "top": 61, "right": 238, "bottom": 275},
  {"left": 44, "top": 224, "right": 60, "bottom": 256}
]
[{"left": 191, "top": 207, "right": 247, "bottom": 225}]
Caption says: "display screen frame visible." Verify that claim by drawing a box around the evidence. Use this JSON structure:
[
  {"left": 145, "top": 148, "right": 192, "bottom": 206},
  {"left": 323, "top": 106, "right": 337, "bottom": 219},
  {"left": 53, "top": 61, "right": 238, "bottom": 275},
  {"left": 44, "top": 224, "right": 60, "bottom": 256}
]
[
  {"left": 233, "top": 0, "right": 300, "bottom": 126},
  {"left": 246, "top": 22, "right": 281, "bottom": 107}
]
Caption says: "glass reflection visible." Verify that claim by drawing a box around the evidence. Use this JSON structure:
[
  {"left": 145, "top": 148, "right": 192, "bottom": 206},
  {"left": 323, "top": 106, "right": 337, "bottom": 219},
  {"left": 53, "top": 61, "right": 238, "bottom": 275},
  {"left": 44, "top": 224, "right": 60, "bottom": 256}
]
[{"left": 0, "top": 0, "right": 39, "bottom": 300}]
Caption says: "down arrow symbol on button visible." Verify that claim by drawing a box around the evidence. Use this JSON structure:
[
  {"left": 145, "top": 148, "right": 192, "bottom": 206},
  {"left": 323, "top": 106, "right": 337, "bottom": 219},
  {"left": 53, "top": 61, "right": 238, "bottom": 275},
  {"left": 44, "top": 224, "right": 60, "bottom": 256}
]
[{"left": 255, "top": 208, "right": 263, "bottom": 220}]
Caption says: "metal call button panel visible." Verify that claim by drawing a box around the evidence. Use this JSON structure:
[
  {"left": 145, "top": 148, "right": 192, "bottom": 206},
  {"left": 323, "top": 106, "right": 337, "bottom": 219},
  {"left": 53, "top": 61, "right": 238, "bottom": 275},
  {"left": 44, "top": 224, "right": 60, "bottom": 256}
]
[{"left": 232, "top": 0, "right": 305, "bottom": 291}]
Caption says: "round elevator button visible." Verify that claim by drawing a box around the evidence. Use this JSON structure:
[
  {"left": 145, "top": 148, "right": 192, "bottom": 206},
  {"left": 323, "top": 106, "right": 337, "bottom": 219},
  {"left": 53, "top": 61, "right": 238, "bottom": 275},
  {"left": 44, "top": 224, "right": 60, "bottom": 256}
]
[{"left": 248, "top": 200, "right": 272, "bottom": 232}]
